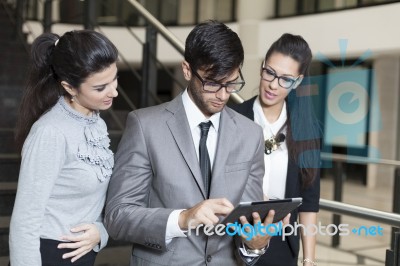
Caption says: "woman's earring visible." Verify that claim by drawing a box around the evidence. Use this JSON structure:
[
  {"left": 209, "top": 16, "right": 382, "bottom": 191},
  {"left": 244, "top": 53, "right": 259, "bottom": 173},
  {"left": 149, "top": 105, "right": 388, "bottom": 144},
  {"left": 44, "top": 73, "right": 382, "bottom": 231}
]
[{"left": 71, "top": 95, "right": 76, "bottom": 102}]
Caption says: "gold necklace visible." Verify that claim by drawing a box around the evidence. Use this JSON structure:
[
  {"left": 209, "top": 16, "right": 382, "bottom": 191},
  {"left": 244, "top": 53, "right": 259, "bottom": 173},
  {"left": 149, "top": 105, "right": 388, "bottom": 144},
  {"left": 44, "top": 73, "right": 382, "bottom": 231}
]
[{"left": 264, "top": 133, "right": 285, "bottom": 155}]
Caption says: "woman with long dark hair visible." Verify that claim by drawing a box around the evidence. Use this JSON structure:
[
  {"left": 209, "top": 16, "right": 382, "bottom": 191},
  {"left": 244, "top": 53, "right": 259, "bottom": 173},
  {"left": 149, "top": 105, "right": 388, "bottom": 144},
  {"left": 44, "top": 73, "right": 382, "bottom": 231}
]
[
  {"left": 10, "top": 30, "right": 119, "bottom": 265},
  {"left": 232, "top": 33, "right": 321, "bottom": 266}
]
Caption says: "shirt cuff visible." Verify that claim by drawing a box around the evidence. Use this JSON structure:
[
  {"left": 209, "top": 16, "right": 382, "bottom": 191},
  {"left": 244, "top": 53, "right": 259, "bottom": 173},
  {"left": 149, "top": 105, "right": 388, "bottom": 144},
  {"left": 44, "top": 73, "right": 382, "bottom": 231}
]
[
  {"left": 239, "top": 241, "right": 269, "bottom": 258},
  {"left": 165, "top": 209, "right": 187, "bottom": 245}
]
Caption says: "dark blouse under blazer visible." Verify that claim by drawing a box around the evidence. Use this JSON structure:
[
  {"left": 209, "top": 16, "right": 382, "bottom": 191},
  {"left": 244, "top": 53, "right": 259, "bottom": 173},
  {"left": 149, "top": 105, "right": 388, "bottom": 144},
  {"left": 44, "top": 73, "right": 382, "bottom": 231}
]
[{"left": 231, "top": 96, "right": 320, "bottom": 266}]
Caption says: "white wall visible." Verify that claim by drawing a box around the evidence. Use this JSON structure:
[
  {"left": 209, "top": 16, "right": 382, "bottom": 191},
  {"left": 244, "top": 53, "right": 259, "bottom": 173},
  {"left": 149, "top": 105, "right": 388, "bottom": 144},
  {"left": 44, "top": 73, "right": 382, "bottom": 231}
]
[{"left": 257, "top": 3, "right": 400, "bottom": 59}]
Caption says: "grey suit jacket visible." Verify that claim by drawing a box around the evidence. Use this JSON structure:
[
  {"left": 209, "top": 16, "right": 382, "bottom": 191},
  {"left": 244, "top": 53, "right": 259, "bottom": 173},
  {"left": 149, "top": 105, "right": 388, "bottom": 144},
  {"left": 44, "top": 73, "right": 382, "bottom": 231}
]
[{"left": 104, "top": 94, "right": 265, "bottom": 266}]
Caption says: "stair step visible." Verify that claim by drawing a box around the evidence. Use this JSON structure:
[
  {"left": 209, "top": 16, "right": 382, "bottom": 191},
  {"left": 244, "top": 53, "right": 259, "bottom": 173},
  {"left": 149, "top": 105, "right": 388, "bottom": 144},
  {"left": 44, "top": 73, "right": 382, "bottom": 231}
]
[
  {"left": 0, "top": 216, "right": 10, "bottom": 229},
  {"left": 0, "top": 26, "right": 15, "bottom": 36},
  {"left": 0, "top": 75, "right": 28, "bottom": 85},
  {"left": 0, "top": 182, "right": 16, "bottom": 216},
  {"left": 0, "top": 177, "right": 17, "bottom": 217},
  {"left": 0, "top": 131, "right": 18, "bottom": 153},
  {"left": 0, "top": 231, "right": 10, "bottom": 257},
  {"left": 0, "top": 256, "right": 9, "bottom": 266},
  {"left": 0, "top": 38, "right": 26, "bottom": 46},
  {"left": 0, "top": 157, "right": 20, "bottom": 183},
  {"left": 0, "top": 218, "right": 10, "bottom": 258},
  {"left": 0, "top": 117, "right": 18, "bottom": 129},
  {"left": 0, "top": 182, "right": 17, "bottom": 191}
]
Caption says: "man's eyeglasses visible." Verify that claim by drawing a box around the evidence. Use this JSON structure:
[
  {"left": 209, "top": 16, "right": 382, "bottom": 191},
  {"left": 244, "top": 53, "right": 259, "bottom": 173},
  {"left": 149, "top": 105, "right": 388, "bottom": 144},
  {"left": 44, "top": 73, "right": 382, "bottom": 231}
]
[
  {"left": 261, "top": 61, "right": 300, "bottom": 89},
  {"left": 191, "top": 67, "right": 245, "bottom": 93}
]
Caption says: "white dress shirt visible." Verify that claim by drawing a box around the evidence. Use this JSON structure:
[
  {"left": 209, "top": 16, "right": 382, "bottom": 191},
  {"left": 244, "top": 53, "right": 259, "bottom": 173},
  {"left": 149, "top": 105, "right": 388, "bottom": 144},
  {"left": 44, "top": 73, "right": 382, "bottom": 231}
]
[
  {"left": 165, "top": 89, "right": 220, "bottom": 243},
  {"left": 253, "top": 97, "right": 288, "bottom": 200}
]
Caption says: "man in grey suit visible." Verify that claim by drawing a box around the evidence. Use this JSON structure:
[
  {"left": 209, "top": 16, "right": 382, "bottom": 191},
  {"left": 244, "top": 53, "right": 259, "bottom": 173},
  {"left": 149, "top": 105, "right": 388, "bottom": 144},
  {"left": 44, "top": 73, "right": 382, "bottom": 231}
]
[{"left": 105, "top": 20, "right": 284, "bottom": 265}]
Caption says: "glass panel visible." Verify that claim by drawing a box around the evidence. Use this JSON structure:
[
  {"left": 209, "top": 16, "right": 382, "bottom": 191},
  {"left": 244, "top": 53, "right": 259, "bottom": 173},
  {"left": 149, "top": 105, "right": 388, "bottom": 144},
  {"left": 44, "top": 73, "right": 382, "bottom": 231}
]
[
  {"left": 362, "top": 0, "right": 391, "bottom": 4},
  {"left": 341, "top": 0, "right": 358, "bottom": 8},
  {"left": 302, "top": 0, "right": 317, "bottom": 13},
  {"left": 318, "top": 0, "right": 335, "bottom": 11},
  {"left": 278, "top": 0, "right": 297, "bottom": 17},
  {"left": 198, "top": 0, "right": 214, "bottom": 22},
  {"left": 144, "top": 0, "right": 159, "bottom": 18},
  {"left": 58, "top": 0, "right": 83, "bottom": 24},
  {"left": 178, "top": 0, "right": 196, "bottom": 24},
  {"left": 25, "top": 0, "right": 39, "bottom": 20},
  {"left": 97, "top": 0, "right": 121, "bottom": 25},
  {"left": 123, "top": 1, "right": 142, "bottom": 26},
  {"left": 319, "top": 0, "right": 357, "bottom": 10},
  {"left": 160, "top": 0, "right": 178, "bottom": 25},
  {"left": 214, "top": 0, "right": 233, "bottom": 22}
]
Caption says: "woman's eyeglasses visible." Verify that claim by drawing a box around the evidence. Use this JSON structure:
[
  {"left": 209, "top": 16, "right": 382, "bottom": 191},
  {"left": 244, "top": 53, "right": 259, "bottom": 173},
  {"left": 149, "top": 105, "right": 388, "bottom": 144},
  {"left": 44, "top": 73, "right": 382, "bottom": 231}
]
[{"left": 261, "top": 61, "right": 300, "bottom": 89}]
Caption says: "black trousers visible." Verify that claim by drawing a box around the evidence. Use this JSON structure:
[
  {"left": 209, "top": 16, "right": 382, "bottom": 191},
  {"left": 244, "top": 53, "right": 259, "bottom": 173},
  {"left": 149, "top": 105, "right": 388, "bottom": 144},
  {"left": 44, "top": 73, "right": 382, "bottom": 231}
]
[{"left": 40, "top": 238, "right": 97, "bottom": 266}]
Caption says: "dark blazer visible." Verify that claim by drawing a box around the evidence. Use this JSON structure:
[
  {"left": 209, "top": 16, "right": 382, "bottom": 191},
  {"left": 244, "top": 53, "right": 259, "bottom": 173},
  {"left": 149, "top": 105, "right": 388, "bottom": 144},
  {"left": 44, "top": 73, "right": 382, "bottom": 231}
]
[
  {"left": 105, "top": 94, "right": 266, "bottom": 266},
  {"left": 231, "top": 96, "right": 320, "bottom": 266}
]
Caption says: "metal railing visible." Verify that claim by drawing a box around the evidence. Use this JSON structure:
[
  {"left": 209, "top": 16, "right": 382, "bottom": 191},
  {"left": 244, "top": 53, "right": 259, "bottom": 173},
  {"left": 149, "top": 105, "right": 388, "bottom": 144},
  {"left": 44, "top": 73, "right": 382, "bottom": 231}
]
[
  {"left": 319, "top": 199, "right": 400, "bottom": 266},
  {"left": 319, "top": 199, "right": 400, "bottom": 227},
  {"left": 321, "top": 152, "right": 400, "bottom": 251}
]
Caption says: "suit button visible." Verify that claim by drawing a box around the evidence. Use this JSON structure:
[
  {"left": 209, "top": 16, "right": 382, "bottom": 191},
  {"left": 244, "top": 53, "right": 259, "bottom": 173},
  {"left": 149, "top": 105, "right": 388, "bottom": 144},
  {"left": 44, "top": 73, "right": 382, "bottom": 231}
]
[{"left": 207, "top": 255, "right": 212, "bottom": 262}]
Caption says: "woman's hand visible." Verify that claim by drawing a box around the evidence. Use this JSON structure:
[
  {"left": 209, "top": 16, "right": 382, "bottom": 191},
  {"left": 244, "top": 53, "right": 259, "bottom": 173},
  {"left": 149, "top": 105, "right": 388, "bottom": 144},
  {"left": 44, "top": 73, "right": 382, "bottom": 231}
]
[{"left": 58, "top": 223, "right": 100, "bottom": 263}]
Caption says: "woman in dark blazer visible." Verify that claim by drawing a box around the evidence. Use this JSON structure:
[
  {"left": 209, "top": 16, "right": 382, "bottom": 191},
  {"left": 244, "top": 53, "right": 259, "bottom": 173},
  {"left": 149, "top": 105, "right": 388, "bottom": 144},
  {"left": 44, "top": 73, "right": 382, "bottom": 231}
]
[{"left": 232, "top": 33, "right": 321, "bottom": 266}]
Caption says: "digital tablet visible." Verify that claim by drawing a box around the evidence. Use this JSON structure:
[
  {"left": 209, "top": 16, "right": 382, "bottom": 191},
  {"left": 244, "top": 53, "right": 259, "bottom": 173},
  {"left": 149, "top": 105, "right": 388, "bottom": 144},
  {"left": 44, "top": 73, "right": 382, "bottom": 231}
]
[{"left": 220, "top": 197, "right": 302, "bottom": 224}]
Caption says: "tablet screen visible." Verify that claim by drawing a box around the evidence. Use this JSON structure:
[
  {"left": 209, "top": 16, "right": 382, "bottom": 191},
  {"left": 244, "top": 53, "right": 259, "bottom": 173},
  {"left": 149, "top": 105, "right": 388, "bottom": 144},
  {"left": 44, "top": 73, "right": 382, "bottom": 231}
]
[{"left": 220, "top": 197, "right": 302, "bottom": 224}]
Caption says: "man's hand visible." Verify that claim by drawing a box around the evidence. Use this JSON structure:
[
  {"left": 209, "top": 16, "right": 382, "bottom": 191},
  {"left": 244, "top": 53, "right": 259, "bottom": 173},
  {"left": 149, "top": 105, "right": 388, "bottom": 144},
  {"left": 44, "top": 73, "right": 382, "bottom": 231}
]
[
  {"left": 179, "top": 198, "right": 234, "bottom": 230},
  {"left": 240, "top": 210, "right": 290, "bottom": 250}
]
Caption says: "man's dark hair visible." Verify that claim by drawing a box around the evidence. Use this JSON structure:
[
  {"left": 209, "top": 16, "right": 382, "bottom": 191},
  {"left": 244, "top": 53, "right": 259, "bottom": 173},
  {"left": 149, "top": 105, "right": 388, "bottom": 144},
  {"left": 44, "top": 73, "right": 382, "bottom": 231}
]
[{"left": 184, "top": 20, "right": 244, "bottom": 80}]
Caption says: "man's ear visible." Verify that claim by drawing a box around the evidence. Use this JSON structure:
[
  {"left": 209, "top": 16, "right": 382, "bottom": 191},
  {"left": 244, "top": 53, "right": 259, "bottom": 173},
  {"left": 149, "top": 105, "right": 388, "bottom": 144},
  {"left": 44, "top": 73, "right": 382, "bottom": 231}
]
[
  {"left": 182, "top": 61, "right": 192, "bottom": 81},
  {"left": 292, "top": 75, "right": 304, "bottom": 89}
]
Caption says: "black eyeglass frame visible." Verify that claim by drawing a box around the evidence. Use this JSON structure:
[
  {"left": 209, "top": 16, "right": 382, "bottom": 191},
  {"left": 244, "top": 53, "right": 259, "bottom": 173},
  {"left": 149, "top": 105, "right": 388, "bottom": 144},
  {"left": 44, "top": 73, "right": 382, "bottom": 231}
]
[
  {"left": 261, "top": 60, "right": 300, "bottom": 89},
  {"left": 190, "top": 67, "right": 246, "bottom": 93}
]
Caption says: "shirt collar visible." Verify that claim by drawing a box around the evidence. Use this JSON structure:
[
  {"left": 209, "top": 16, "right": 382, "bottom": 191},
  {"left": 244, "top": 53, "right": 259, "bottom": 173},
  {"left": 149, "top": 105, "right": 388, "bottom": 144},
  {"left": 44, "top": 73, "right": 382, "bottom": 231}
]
[
  {"left": 253, "top": 96, "right": 286, "bottom": 128},
  {"left": 182, "top": 89, "right": 220, "bottom": 132}
]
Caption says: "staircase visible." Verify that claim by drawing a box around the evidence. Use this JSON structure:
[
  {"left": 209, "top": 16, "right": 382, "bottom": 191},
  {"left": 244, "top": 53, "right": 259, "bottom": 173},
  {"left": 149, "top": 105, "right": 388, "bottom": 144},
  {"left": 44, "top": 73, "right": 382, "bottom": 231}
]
[{"left": 0, "top": 0, "right": 27, "bottom": 263}]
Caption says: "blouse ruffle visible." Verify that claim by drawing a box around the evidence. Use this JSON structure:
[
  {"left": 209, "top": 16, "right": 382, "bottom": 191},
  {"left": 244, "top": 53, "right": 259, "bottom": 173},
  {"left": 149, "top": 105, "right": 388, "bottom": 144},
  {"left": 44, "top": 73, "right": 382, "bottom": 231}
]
[
  {"left": 58, "top": 97, "right": 114, "bottom": 182},
  {"left": 77, "top": 123, "right": 114, "bottom": 182}
]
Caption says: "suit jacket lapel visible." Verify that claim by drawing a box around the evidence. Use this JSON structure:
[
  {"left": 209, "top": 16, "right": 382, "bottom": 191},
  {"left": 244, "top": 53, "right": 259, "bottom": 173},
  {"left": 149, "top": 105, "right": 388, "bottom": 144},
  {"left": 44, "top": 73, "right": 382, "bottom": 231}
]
[
  {"left": 207, "top": 107, "right": 237, "bottom": 254},
  {"left": 209, "top": 108, "right": 235, "bottom": 199},
  {"left": 166, "top": 96, "right": 207, "bottom": 199}
]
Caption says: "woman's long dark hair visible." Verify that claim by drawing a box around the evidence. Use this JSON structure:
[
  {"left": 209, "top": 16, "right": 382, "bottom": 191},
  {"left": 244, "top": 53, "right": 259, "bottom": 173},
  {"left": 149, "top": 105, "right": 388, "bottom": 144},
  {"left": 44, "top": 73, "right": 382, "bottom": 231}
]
[
  {"left": 15, "top": 30, "right": 119, "bottom": 152},
  {"left": 265, "top": 33, "right": 321, "bottom": 188}
]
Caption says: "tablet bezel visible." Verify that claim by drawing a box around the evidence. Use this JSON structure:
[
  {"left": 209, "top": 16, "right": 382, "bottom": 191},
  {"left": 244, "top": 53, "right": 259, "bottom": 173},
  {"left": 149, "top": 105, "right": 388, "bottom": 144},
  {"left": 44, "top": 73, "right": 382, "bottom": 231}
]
[{"left": 220, "top": 197, "right": 302, "bottom": 225}]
